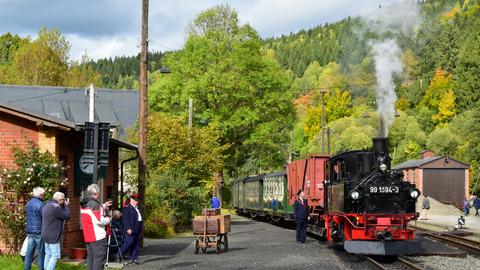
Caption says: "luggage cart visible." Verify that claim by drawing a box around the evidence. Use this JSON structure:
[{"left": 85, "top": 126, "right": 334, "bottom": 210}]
[{"left": 192, "top": 209, "right": 230, "bottom": 254}]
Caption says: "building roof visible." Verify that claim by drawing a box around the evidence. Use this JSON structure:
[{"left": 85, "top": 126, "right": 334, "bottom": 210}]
[
  {"left": 0, "top": 101, "right": 77, "bottom": 131},
  {"left": 393, "top": 156, "right": 469, "bottom": 170},
  {"left": 0, "top": 84, "right": 139, "bottom": 136}
]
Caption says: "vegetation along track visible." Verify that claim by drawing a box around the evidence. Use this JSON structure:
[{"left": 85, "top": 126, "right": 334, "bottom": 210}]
[
  {"left": 424, "top": 233, "right": 480, "bottom": 255},
  {"left": 366, "top": 256, "right": 425, "bottom": 270}
]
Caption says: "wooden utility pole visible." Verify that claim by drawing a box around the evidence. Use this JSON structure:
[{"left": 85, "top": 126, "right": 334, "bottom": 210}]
[{"left": 138, "top": 0, "right": 148, "bottom": 211}]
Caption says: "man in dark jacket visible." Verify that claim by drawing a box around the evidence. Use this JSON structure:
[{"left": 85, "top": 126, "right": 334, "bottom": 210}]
[
  {"left": 473, "top": 196, "right": 480, "bottom": 216},
  {"left": 42, "top": 192, "right": 71, "bottom": 270},
  {"left": 119, "top": 194, "right": 143, "bottom": 264},
  {"left": 293, "top": 190, "right": 309, "bottom": 243},
  {"left": 24, "top": 187, "right": 45, "bottom": 270}
]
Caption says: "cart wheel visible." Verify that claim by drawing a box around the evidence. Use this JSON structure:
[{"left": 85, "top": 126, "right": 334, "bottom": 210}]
[
  {"left": 224, "top": 234, "right": 228, "bottom": 251},
  {"left": 194, "top": 239, "right": 200, "bottom": 254}
]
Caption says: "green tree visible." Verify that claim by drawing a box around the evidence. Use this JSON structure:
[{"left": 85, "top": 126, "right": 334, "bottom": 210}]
[
  {"left": 149, "top": 5, "right": 294, "bottom": 173},
  {"left": 426, "top": 126, "right": 460, "bottom": 156}
]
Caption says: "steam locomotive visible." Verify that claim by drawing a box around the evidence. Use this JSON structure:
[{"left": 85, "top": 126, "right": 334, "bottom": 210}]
[{"left": 232, "top": 137, "right": 422, "bottom": 255}]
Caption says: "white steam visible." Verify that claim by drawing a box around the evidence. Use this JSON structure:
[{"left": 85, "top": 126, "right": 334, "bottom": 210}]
[
  {"left": 360, "top": 1, "right": 422, "bottom": 136},
  {"left": 370, "top": 39, "right": 402, "bottom": 136}
]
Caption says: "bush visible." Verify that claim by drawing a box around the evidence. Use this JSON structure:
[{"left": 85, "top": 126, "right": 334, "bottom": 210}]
[{"left": 143, "top": 206, "right": 175, "bottom": 238}]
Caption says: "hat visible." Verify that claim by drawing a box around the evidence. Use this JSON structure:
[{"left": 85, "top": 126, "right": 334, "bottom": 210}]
[
  {"left": 129, "top": 193, "right": 141, "bottom": 200},
  {"left": 297, "top": 189, "right": 303, "bottom": 196}
]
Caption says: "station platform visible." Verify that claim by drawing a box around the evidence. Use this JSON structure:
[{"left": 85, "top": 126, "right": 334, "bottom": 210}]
[{"left": 413, "top": 195, "right": 480, "bottom": 236}]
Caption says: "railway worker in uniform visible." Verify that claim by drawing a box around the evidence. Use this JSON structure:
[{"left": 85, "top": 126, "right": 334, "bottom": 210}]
[
  {"left": 294, "top": 189, "right": 309, "bottom": 243},
  {"left": 421, "top": 195, "right": 430, "bottom": 220},
  {"left": 120, "top": 194, "right": 143, "bottom": 265}
]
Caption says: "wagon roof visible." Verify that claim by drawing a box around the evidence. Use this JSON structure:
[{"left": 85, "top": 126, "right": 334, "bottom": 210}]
[
  {"left": 264, "top": 171, "right": 286, "bottom": 178},
  {"left": 245, "top": 174, "right": 266, "bottom": 182}
]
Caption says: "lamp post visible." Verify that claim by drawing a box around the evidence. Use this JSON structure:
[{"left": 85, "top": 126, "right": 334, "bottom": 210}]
[{"left": 320, "top": 89, "right": 328, "bottom": 154}]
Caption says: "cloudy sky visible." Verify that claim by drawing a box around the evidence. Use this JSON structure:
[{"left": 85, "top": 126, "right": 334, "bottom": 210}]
[{"left": 0, "top": 0, "right": 397, "bottom": 61}]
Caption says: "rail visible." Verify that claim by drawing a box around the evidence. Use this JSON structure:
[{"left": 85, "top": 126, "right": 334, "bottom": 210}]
[
  {"left": 366, "top": 256, "right": 425, "bottom": 270},
  {"left": 425, "top": 232, "right": 480, "bottom": 255}
]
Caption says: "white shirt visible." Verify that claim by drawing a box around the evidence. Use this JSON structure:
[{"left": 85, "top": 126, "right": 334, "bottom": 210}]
[{"left": 134, "top": 206, "right": 142, "bottom": 222}]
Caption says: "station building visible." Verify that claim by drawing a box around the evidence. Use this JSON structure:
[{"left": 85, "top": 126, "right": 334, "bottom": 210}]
[
  {"left": 394, "top": 150, "right": 470, "bottom": 206},
  {"left": 0, "top": 84, "right": 139, "bottom": 254}
]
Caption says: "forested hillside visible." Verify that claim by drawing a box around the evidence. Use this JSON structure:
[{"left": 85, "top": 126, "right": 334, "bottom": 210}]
[{"left": 262, "top": 0, "right": 480, "bottom": 178}]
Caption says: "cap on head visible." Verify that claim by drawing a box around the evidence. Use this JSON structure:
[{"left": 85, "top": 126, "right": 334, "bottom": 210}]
[{"left": 129, "top": 193, "right": 141, "bottom": 200}]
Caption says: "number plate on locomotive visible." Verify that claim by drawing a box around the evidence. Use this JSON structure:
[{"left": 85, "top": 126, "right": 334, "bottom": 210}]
[{"left": 369, "top": 186, "right": 399, "bottom": 194}]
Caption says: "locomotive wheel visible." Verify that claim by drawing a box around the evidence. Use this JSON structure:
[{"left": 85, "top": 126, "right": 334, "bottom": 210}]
[
  {"left": 194, "top": 239, "right": 200, "bottom": 254},
  {"left": 250, "top": 212, "right": 258, "bottom": 218}
]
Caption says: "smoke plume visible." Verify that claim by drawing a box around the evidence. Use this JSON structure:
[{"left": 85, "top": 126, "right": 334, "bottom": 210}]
[{"left": 359, "top": 1, "right": 422, "bottom": 136}]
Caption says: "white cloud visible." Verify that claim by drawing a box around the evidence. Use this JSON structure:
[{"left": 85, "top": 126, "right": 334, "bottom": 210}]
[
  {"left": 1, "top": 0, "right": 404, "bottom": 61},
  {"left": 67, "top": 34, "right": 140, "bottom": 61}
]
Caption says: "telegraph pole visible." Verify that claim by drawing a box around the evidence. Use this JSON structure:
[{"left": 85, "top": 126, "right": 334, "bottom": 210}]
[{"left": 138, "top": 0, "right": 148, "bottom": 211}]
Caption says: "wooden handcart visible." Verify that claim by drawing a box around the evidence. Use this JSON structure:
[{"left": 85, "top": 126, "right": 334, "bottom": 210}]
[{"left": 193, "top": 208, "right": 230, "bottom": 254}]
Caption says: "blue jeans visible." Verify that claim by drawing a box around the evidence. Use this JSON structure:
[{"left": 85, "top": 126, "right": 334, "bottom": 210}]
[
  {"left": 44, "top": 243, "right": 61, "bottom": 270},
  {"left": 24, "top": 233, "right": 44, "bottom": 270}
]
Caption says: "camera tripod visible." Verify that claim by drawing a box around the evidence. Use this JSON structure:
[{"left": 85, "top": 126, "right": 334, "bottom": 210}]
[{"left": 104, "top": 226, "right": 126, "bottom": 269}]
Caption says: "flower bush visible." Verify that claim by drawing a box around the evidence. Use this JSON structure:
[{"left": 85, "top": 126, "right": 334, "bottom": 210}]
[{"left": 0, "top": 141, "right": 66, "bottom": 253}]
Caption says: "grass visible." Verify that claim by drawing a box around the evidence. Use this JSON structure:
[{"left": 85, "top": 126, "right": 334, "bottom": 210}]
[{"left": 0, "top": 256, "right": 86, "bottom": 270}]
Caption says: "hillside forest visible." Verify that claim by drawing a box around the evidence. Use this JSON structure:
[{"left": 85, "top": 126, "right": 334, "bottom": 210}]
[{"left": 1, "top": 0, "right": 479, "bottom": 235}]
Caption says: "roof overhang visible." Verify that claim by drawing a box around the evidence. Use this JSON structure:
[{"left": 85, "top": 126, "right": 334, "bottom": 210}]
[
  {"left": 0, "top": 102, "right": 76, "bottom": 131},
  {"left": 110, "top": 138, "right": 138, "bottom": 151}
]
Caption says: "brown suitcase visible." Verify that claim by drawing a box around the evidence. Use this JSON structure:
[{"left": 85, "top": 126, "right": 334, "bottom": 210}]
[
  {"left": 192, "top": 217, "right": 219, "bottom": 234},
  {"left": 201, "top": 208, "right": 221, "bottom": 216}
]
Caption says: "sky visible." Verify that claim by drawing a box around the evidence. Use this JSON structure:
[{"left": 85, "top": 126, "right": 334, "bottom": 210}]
[{"left": 0, "top": 0, "right": 398, "bottom": 61}]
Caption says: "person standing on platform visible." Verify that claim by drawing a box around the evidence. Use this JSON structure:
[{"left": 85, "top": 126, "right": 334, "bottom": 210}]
[
  {"left": 42, "top": 192, "right": 71, "bottom": 270},
  {"left": 294, "top": 190, "right": 309, "bottom": 243},
  {"left": 120, "top": 194, "right": 143, "bottom": 265},
  {"left": 80, "top": 184, "right": 112, "bottom": 270},
  {"left": 24, "top": 187, "right": 45, "bottom": 270},
  {"left": 421, "top": 195, "right": 430, "bottom": 220},
  {"left": 211, "top": 194, "right": 221, "bottom": 209},
  {"left": 463, "top": 197, "right": 470, "bottom": 216},
  {"left": 473, "top": 196, "right": 480, "bottom": 217}
]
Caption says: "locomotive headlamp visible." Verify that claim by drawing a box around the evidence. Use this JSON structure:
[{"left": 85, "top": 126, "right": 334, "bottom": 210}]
[
  {"left": 409, "top": 188, "right": 420, "bottom": 199},
  {"left": 350, "top": 190, "right": 360, "bottom": 200},
  {"left": 379, "top": 163, "right": 387, "bottom": 171}
]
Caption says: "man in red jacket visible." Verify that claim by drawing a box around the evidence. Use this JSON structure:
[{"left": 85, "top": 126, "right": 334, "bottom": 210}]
[
  {"left": 80, "top": 184, "right": 112, "bottom": 270},
  {"left": 119, "top": 194, "right": 143, "bottom": 264}
]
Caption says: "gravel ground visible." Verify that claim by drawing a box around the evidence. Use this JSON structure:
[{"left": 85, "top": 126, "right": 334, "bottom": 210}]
[
  {"left": 124, "top": 215, "right": 350, "bottom": 270},
  {"left": 410, "top": 255, "right": 480, "bottom": 270}
]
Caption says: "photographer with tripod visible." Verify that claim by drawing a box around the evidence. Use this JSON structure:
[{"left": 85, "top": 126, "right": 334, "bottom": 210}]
[{"left": 80, "top": 184, "right": 112, "bottom": 270}]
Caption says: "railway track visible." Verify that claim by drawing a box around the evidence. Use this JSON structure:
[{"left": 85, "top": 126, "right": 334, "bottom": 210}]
[
  {"left": 366, "top": 256, "right": 425, "bottom": 270},
  {"left": 425, "top": 232, "right": 480, "bottom": 255}
]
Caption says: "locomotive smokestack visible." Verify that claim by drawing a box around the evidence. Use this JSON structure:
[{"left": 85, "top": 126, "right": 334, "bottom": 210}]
[{"left": 373, "top": 137, "right": 391, "bottom": 170}]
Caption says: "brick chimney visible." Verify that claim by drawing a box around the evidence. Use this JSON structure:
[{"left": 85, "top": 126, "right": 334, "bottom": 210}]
[{"left": 420, "top": 150, "right": 435, "bottom": 159}]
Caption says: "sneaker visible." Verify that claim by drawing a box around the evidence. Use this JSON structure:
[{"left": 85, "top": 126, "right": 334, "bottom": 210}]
[{"left": 132, "top": 260, "right": 143, "bottom": 265}]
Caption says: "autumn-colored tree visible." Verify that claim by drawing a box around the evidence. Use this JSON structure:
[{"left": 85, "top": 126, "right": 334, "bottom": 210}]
[
  {"left": 432, "top": 89, "right": 456, "bottom": 126},
  {"left": 65, "top": 52, "right": 102, "bottom": 87},
  {"left": 420, "top": 68, "right": 453, "bottom": 110}
]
